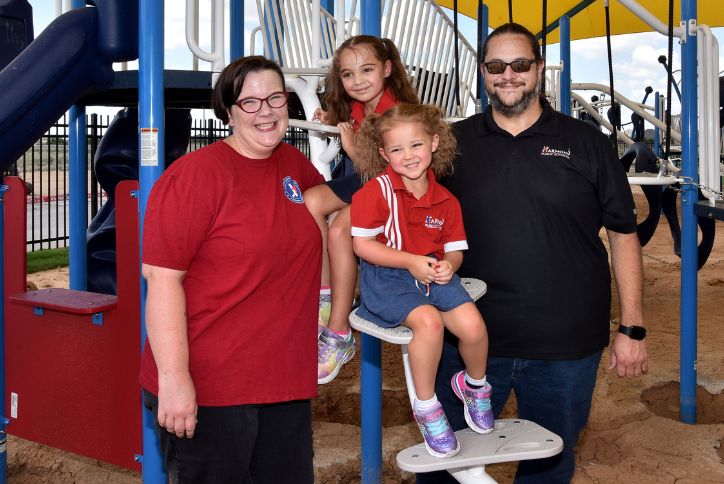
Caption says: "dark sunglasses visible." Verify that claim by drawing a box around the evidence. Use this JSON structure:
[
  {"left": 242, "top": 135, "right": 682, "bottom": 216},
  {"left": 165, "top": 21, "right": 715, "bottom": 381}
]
[
  {"left": 483, "top": 59, "right": 538, "bottom": 74},
  {"left": 233, "top": 92, "right": 289, "bottom": 113}
]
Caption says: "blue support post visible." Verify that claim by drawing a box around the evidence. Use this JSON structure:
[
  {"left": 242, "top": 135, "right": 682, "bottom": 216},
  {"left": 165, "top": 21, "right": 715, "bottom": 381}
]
[
  {"left": 679, "top": 0, "right": 697, "bottom": 425},
  {"left": 320, "top": 0, "right": 334, "bottom": 14},
  {"left": 0, "top": 181, "right": 7, "bottom": 484},
  {"left": 68, "top": 105, "right": 88, "bottom": 290},
  {"left": 559, "top": 16, "right": 571, "bottom": 116},
  {"left": 359, "top": 5, "right": 383, "bottom": 484},
  {"left": 230, "top": 0, "right": 245, "bottom": 60},
  {"left": 478, "top": 3, "right": 488, "bottom": 111},
  {"left": 361, "top": 0, "right": 381, "bottom": 37},
  {"left": 139, "top": 0, "right": 167, "bottom": 481},
  {"left": 654, "top": 92, "right": 660, "bottom": 156},
  {"left": 69, "top": 0, "right": 88, "bottom": 291}
]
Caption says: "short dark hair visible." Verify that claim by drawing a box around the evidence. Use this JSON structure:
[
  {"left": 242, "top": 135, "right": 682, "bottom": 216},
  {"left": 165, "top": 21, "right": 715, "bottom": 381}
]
[
  {"left": 212, "top": 56, "right": 285, "bottom": 124},
  {"left": 482, "top": 23, "right": 542, "bottom": 63}
]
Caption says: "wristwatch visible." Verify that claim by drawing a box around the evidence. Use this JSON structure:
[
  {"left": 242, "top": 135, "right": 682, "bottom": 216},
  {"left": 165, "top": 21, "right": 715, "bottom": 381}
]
[{"left": 618, "top": 324, "right": 647, "bottom": 340}]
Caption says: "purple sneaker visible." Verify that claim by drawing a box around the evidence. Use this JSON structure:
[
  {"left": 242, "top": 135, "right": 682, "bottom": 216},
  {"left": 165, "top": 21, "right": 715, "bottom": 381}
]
[
  {"left": 317, "top": 327, "right": 356, "bottom": 384},
  {"left": 451, "top": 371, "right": 494, "bottom": 434},
  {"left": 413, "top": 402, "right": 460, "bottom": 458}
]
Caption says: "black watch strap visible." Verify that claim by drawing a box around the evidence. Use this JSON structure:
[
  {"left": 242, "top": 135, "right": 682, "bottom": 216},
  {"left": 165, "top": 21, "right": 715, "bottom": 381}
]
[{"left": 618, "top": 324, "right": 646, "bottom": 340}]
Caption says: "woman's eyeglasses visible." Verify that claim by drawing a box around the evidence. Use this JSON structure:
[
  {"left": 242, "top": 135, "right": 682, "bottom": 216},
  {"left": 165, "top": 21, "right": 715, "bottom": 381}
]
[
  {"left": 483, "top": 59, "right": 537, "bottom": 75},
  {"left": 234, "top": 92, "right": 289, "bottom": 113}
]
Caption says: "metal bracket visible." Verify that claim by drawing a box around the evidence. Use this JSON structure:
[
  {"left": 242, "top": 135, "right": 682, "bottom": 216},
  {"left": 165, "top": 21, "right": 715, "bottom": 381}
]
[
  {"left": 130, "top": 190, "right": 139, "bottom": 199},
  {"left": 687, "top": 19, "right": 697, "bottom": 37},
  {"left": 33, "top": 306, "right": 44, "bottom": 316},
  {"left": 92, "top": 312, "right": 104, "bottom": 326}
]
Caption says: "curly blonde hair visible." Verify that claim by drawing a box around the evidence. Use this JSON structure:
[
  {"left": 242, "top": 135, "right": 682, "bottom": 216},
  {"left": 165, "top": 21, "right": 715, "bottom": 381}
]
[{"left": 354, "top": 103, "right": 457, "bottom": 182}]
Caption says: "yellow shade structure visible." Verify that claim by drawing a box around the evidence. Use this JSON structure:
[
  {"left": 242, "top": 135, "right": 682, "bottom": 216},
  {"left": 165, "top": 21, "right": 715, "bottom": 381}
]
[{"left": 436, "top": 0, "right": 724, "bottom": 43}]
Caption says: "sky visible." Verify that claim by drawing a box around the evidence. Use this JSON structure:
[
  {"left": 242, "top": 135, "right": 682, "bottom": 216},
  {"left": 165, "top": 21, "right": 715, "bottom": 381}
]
[{"left": 26, "top": 0, "right": 724, "bottom": 127}]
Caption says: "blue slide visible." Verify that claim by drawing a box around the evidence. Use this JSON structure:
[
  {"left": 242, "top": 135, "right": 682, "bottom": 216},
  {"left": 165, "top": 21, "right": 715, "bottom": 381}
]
[{"left": 0, "top": 0, "right": 137, "bottom": 171}]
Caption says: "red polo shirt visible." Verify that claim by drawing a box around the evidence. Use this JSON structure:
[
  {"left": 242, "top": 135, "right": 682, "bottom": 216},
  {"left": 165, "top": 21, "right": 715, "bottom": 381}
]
[
  {"left": 350, "top": 165, "right": 468, "bottom": 260},
  {"left": 350, "top": 87, "right": 398, "bottom": 132}
]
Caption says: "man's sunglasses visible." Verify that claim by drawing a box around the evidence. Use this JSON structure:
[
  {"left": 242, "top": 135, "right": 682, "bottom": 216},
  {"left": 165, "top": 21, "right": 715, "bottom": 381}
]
[{"left": 483, "top": 59, "right": 538, "bottom": 75}]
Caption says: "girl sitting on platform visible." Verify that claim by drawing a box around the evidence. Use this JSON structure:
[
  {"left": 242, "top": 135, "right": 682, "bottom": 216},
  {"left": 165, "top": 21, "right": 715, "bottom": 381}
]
[{"left": 350, "top": 104, "right": 494, "bottom": 458}]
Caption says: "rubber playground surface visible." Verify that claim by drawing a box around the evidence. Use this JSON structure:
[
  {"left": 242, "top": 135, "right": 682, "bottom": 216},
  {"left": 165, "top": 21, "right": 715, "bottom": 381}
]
[{"left": 11, "top": 187, "right": 724, "bottom": 483}]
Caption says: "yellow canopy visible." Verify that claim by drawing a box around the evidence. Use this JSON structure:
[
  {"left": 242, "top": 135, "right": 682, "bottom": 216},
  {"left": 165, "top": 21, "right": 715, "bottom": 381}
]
[{"left": 437, "top": 0, "right": 724, "bottom": 43}]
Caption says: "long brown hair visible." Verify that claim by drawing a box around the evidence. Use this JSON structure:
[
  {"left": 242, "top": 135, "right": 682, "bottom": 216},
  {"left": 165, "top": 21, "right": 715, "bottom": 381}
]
[
  {"left": 324, "top": 36, "right": 418, "bottom": 126},
  {"left": 355, "top": 103, "right": 456, "bottom": 182}
]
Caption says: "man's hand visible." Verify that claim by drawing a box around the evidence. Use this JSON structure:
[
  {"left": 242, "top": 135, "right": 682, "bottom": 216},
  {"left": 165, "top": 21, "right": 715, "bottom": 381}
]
[
  {"left": 609, "top": 332, "right": 648, "bottom": 377},
  {"left": 157, "top": 371, "right": 198, "bottom": 438}
]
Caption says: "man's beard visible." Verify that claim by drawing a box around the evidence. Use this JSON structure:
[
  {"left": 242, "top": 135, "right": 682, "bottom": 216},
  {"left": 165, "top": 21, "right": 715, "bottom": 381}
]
[{"left": 487, "top": 80, "right": 540, "bottom": 117}]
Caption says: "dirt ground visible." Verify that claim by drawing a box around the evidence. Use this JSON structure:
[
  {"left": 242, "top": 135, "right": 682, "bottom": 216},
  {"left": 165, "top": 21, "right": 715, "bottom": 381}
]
[{"left": 10, "top": 187, "right": 724, "bottom": 483}]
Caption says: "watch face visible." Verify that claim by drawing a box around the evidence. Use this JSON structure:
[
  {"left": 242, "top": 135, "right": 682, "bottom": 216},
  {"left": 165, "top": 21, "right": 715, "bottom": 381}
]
[
  {"left": 621, "top": 325, "right": 646, "bottom": 340},
  {"left": 629, "top": 326, "right": 646, "bottom": 340}
]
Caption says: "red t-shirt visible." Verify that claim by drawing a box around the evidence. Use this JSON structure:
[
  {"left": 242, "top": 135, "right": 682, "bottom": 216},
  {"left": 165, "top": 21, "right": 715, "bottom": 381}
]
[
  {"left": 140, "top": 141, "right": 324, "bottom": 406},
  {"left": 350, "top": 165, "right": 468, "bottom": 260},
  {"left": 350, "top": 87, "right": 398, "bottom": 132}
]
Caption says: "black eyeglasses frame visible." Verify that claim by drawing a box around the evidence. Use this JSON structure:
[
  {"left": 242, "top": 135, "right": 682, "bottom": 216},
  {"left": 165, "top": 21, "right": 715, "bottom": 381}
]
[{"left": 482, "top": 59, "right": 539, "bottom": 75}]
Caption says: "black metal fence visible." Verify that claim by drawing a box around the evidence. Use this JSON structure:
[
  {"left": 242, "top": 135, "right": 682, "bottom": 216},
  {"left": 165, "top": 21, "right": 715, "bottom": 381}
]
[{"left": 3, "top": 114, "right": 310, "bottom": 251}]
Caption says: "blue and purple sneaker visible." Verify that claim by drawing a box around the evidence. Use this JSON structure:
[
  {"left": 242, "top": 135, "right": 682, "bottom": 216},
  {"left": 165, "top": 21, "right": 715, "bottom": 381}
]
[
  {"left": 451, "top": 371, "right": 494, "bottom": 434},
  {"left": 413, "top": 402, "right": 460, "bottom": 458}
]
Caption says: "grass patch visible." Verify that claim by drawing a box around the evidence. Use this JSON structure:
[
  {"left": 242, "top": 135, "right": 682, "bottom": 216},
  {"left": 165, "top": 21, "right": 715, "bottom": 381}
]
[{"left": 27, "top": 247, "right": 69, "bottom": 274}]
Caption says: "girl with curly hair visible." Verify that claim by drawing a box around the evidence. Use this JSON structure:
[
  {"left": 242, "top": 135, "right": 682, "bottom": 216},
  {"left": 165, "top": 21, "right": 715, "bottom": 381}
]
[{"left": 350, "top": 104, "right": 493, "bottom": 458}]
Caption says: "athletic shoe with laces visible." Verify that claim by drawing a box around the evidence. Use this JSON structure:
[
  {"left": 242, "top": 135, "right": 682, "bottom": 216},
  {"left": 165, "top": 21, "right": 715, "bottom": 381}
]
[
  {"left": 317, "top": 327, "right": 356, "bottom": 384},
  {"left": 413, "top": 402, "right": 460, "bottom": 458},
  {"left": 451, "top": 371, "right": 494, "bottom": 434}
]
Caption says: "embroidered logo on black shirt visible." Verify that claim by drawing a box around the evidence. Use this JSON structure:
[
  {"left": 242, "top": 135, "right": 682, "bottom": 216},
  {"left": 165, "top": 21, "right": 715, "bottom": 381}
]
[{"left": 541, "top": 145, "right": 571, "bottom": 159}]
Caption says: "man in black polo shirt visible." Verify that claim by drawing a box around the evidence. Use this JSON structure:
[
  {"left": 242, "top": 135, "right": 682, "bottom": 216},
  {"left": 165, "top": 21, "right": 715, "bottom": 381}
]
[{"left": 419, "top": 23, "right": 648, "bottom": 483}]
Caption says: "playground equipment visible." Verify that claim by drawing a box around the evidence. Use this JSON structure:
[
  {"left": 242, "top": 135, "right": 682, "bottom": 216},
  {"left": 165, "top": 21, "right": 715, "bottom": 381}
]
[
  {"left": 350, "top": 279, "right": 563, "bottom": 483},
  {"left": 3, "top": 176, "right": 143, "bottom": 471},
  {"left": 1, "top": 1, "right": 723, "bottom": 484}
]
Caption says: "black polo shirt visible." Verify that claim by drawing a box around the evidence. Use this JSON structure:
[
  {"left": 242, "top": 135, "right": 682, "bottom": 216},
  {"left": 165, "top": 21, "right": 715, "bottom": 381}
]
[{"left": 445, "top": 103, "right": 636, "bottom": 359}]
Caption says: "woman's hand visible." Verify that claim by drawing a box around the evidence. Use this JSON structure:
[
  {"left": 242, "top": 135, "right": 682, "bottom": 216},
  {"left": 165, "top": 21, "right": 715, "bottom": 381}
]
[
  {"left": 408, "top": 255, "right": 438, "bottom": 284},
  {"left": 157, "top": 371, "right": 198, "bottom": 438},
  {"left": 142, "top": 263, "right": 197, "bottom": 438},
  {"left": 433, "top": 260, "right": 454, "bottom": 284}
]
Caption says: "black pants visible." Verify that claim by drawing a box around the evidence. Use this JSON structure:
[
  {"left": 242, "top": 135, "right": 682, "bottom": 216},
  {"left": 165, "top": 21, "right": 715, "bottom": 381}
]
[{"left": 143, "top": 391, "right": 314, "bottom": 484}]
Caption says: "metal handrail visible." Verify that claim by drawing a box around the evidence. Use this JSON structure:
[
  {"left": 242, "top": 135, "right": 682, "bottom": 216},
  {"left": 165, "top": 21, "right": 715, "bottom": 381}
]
[{"left": 185, "top": 0, "right": 225, "bottom": 74}]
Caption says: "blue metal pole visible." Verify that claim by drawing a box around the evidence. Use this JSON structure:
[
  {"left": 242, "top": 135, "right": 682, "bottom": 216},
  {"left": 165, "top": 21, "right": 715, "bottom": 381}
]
[
  {"left": 559, "top": 16, "right": 571, "bottom": 116},
  {"left": 654, "top": 92, "right": 660, "bottom": 156},
  {"left": 230, "top": 0, "right": 245, "bottom": 60},
  {"left": 360, "top": 0, "right": 381, "bottom": 37},
  {"left": 359, "top": 5, "right": 382, "bottom": 484},
  {"left": 68, "top": 105, "right": 88, "bottom": 291},
  {"left": 478, "top": 3, "right": 488, "bottom": 111},
  {"left": 0, "top": 180, "right": 7, "bottom": 484},
  {"left": 320, "top": 0, "right": 334, "bottom": 14},
  {"left": 68, "top": 0, "right": 87, "bottom": 291},
  {"left": 679, "top": 0, "right": 697, "bottom": 425},
  {"left": 139, "top": 0, "right": 167, "bottom": 481}
]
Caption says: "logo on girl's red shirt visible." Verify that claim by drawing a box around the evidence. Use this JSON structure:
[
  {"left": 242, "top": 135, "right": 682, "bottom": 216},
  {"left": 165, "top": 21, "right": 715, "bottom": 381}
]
[{"left": 424, "top": 216, "right": 444, "bottom": 230}]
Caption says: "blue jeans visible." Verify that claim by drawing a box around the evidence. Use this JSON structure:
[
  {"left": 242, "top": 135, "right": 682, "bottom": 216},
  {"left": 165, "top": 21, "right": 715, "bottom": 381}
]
[{"left": 417, "top": 333, "right": 602, "bottom": 484}]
